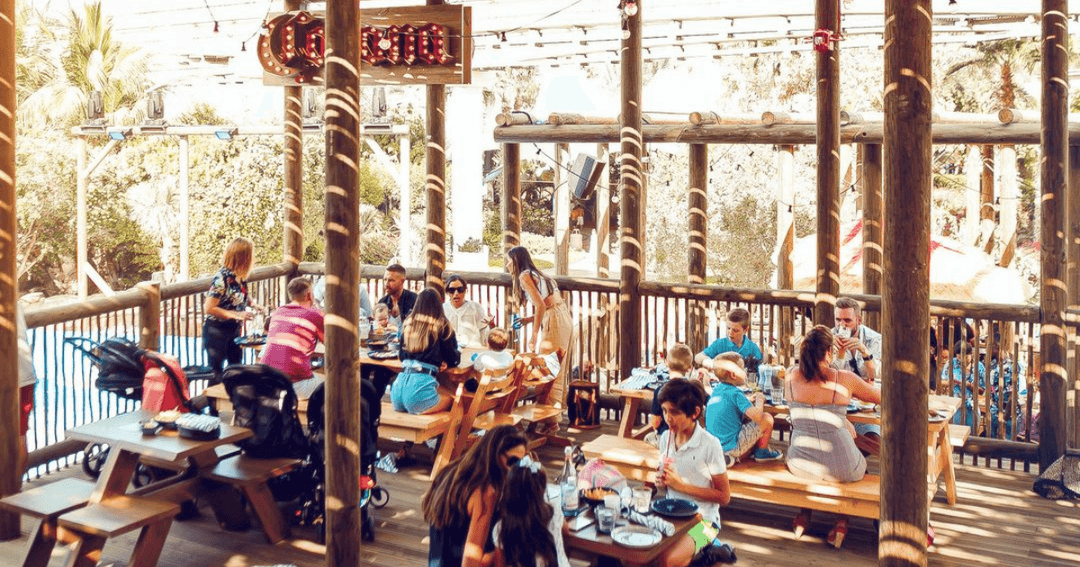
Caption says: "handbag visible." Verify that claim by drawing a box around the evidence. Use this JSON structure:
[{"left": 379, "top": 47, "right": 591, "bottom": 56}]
[{"left": 1033, "top": 449, "right": 1080, "bottom": 500}]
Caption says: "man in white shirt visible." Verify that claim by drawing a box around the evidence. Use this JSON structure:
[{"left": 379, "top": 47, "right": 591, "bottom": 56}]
[
  {"left": 832, "top": 297, "right": 883, "bottom": 455},
  {"left": 441, "top": 274, "right": 494, "bottom": 348}
]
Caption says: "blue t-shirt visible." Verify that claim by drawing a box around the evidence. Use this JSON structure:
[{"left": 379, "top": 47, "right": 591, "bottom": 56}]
[
  {"left": 705, "top": 382, "right": 753, "bottom": 452},
  {"left": 701, "top": 337, "right": 763, "bottom": 366}
]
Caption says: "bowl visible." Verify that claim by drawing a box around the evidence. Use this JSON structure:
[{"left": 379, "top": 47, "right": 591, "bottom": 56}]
[{"left": 580, "top": 486, "right": 618, "bottom": 508}]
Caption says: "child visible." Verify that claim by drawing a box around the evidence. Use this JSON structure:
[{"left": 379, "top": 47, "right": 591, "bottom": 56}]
[
  {"left": 473, "top": 328, "right": 515, "bottom": 373},
  {"left": 705, "top": 352, "right": 783, "bottom": 464},
  {"left": 372, "top": 303, "right": 398, "bottom": 334},
  {"left": 942, "top": 340, "right": 986, "bottom": 430},
  {"left": 492, "top": 455, "right": 571, "bottom": 567},
  {"left": 695, "top": 308, "right": 764, "bottom": 373},
  {"left": 656, "top": 378, "right": 736, "bottom": 567},
  {"left": 647, "top": 344, "right": 693, "bottom": 447}
]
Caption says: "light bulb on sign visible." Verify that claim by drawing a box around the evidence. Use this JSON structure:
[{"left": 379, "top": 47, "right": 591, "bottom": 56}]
[
  {"left": 622, "top": 29, "right": 631, "bottom": 40},
  {"left": 379, "top": 38, "right": 392, "bottom": 50},
  {"left": 623, "top": 1, "right": 638, "bottom": 17}
]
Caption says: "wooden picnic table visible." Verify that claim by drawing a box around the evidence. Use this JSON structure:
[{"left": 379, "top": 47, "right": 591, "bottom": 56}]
[
  {"left": 562, "top": 505, "right": 700, "bottom": 566},
  {"left": 609, "top": 381, "right": 656, "bottom": 439},
  {"left": 59, "top": 410, "right": 256, "bottom": 567}
]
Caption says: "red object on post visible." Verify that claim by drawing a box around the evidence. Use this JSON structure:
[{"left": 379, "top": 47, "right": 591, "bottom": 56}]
[
  {"left": 812, "top": 29, "right": 836, "bottom": 53},
  {"left": 141, "top": 353, "right": 190, "bottom": 413}
]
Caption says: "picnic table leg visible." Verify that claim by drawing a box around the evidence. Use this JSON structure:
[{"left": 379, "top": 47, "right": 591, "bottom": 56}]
[
  {"left": 241, "top": 482, "right": 290, "bottom": 543},
  {"left": 126, "top": 518, "right": 174, "bottom": 567},
  {"left": 617, "top": 398, "right": 642, "bottom": 438},
  {"left": 19, "top": 518, "right": 60, "bottom": 567},
  {"left": 58, "top": 530, "right": 106, "bottom": 567},
  {"left": 940, "top": 428, "right": 958, "bottom": 505}
]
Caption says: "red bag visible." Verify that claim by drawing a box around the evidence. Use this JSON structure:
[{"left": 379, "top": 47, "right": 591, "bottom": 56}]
[{"left": 141, "top": 352, "right": 191, "bottom": 413}]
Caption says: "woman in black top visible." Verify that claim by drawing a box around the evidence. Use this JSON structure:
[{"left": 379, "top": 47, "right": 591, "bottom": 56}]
[
  {"left": 203, "top": 237, "right": 264, "bottom": 379},
  {"left": 389, "top": 288, "right": 460, "bottom": 415}
]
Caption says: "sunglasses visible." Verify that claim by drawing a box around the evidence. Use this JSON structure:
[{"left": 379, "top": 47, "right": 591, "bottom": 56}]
[{"left": 447, "top": 286, "right": 466, "bottom": 294}]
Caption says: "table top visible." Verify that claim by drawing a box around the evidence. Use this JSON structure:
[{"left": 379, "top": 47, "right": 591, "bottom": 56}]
[
  {"left": 359, "top": 346, "right": 484, "bottom": 383},
  {"left": 562, "top": 505, "right": 700, "bottom": 566},
  {"left": 764, "top": 394, "right": 961, "bottom": 432},
  {"left": 66, "top": 409, "right": 253, "bottom": 462},
  {"left": 610, "top": 381, "right": 656, "bottom": 399}
]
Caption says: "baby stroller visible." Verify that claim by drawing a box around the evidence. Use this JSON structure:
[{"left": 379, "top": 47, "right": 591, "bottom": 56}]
[{"left": 300, "top": 378, "right": 387, "bottom": 543}]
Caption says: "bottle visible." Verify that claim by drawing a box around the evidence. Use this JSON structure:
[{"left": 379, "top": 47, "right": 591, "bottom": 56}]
[{"left": 560, "top": 446, "right": 580, "bottom": 515}]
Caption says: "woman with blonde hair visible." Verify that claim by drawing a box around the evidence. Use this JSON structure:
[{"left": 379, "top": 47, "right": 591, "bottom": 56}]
[
  {"left": 505, "top": 246, "right": 573, "bottom": 406},
  {"left": 390, "top": 288, "right": 460, "bottom": 415},
  {"left": 203, "top": 237, "right": 263, "bottom": 379}
]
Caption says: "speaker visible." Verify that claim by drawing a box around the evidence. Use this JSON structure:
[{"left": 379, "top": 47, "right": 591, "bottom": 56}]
[{"left": 569, "top": 153, "right": 602, "bottom": 201}]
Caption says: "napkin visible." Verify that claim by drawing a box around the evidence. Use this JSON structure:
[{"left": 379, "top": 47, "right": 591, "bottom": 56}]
[{"left": 626, "top": 509, "right": 675, "bottom": 537}]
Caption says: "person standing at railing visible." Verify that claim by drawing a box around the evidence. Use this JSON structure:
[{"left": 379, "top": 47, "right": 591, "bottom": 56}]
[
  {"left": 17, "top": 305, "right": 37, "bottom": 484},
  {"left": 442, "top": 273, "right": 495, "bottom": 348},
  {"left": 202, "top": 237, "right": 264, "bottom": 381},
  {"left": 506, "top": 246, "right": 573, "bottom": 407}
]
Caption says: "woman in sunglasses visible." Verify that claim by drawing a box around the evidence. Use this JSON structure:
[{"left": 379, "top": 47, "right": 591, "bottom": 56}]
[{"left": 442, "top": 274, "right": 495, "bottom": 348}]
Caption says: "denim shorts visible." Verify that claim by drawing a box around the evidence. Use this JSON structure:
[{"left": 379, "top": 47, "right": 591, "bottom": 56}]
[{"left": 390, "top": 372, "right": 441, "bottom": 415}]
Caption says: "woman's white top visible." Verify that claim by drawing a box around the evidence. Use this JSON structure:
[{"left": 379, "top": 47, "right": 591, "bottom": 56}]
[{"left": 442, "top": 299, "right": 489, "bottom": 348}]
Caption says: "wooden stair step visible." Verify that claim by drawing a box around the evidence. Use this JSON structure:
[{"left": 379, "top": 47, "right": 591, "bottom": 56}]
[
  {"left": 0, "top": 478, "right": 96, "bottom": 519},
  {"left": 59, "top": 496, "right": 179, "bottom": 538}
]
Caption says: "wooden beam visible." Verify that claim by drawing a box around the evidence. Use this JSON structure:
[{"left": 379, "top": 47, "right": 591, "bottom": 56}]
[
  {"left": 502, "top": 143, "right": 521, "bottom": 254},
  {"left": 619, "top": 0, "right": 644, "bottom": 380},
  {"left": 688, "top": 144, "right": 708, "bottom": 354},
  {"left": 595, "top": 144, "right": 611, "bottom": 279},
  {"left": 1068, "top": 145, "right": 1080, "bottom": 448},
  {"left": 555, "top": 143, "right": 570, "bottom": 275},
  {"left": 493, "top": 122, "right": 1080, "bottom": 145},
  {"left": 179, "top": 137, "right": 190, "bottom": 281},
  {"left": 426, "top": 5, "right": 448, "bottom": 295},
  {"left": 1039, "top": 0, "right": 1069, "bottom": 470},
  {"left": 283, "top": 76, "right": 304, "bottom": 271},
  {"left": 814, "top": 0, "right": 841, "bottom": 326},
  {"left": 0, "top": 0, "right": 19, "bottom": 540},
  {"left": 776, "top": 145, "right": 796, "bottom": 367},
  {"left": 861, "top": 144, "right": 883, "bottom": 331},
  {"left": 398, "top": 133, "right": 411, "bottom": 264},
  {"left": 137, "top": 281, "right": 160, "bottom": 351},
  {"left": 324, "top": 0, "right": 362, "bottom": 562},
  {"left": 881, "top": 2, "right": 932, "bottom": 565}
]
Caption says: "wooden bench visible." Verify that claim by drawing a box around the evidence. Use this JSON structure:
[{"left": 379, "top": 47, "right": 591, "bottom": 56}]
[
  {"left": 947, "top": 423, "right": 971, "bottom": 449},
  {"left": 380, "top": 391, "right": 463, "bottom": 474},
  {"left": 58, "top": 495, "right": 179, "bottom": 567},
  {"left": 0, "top": 478, "right": 96, "bottom": 567},
  {"left": 202, "top": 454, "right": 304, "bottom": 543}
]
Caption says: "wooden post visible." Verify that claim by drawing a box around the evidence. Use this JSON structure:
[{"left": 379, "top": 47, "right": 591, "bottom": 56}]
[
  {"left": 1039, "top": 0, "right": 1069, "bottom": 470},
  {"left": 595, "top": 143, "right": 611, "bottom": 279},
  {"left": 980, "top": 145, "right": 996, "bottom": 250},
  {"left": 688, "top": 144, "right": 708, "bottom": 353},
  {"left": 425, "top": 0, "right": 448, "bottom": 296},
  {"left": 283, "top": 69, "right": 304, "bottom": 272},
  {"left": 137, "top": 282, "right": 161, "bottom": 351},
  {"left": 324, "top": 0, "right": 361, "bottom": 563},
  {"left": 964, "top": 146, "right": 981, "bottom": 245},
  {"left": 398, "top": 133, "right": 411, "bottom": 264},
  {"left": 0, "top": 0, "right": 20, "bottom": 539},
  {"left": 179, "top": 136, "right": 190, "bottom": 281},
  {"left": 777, "top": 145, "right": 796, "bottom": 365},
  {"left": 814, "top": 0, "right": 841, "bottom": 325},
  {"left": 862, "top": 143, "right": 883, "bottom": 331},
  {"left": 77, "top": 137, "right": 88, "bottom": 299},
  {"left": 998, "top": 144, "right": 1018, "bottom": 266},
  {"left": 881, "top": 2, "right": 932, "bottom": 565},
  {"left": 555, "top": 142, "right": 570, "bottom": 275},
  {"left": 1068, "top": 145, "right": 1080, "bottom": 448},
  {"left": 502, "top": 143, "right": 521, "bottom": 253},
  {"left": 619, "top": 0, "right": 644, "bottom": 379}
]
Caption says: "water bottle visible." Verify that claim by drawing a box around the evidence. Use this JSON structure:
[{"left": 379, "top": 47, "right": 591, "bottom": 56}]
[{"left": 560, "top": 446, "right": 580, "bottom": 516}]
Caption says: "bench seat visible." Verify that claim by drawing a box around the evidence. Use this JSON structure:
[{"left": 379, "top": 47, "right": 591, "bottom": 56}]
[
  {"left": 58, "top": 495, "right": 179, "bottom": 538},
  {"left": 947, "top": 424, "right": 970, "bottom": 449},
  {"left": 203, "top": 454, "right": 302, "bottom": 543},
  {"left": 0, "top": 478, "right": 97, "bottom": 567},
  {"left": 380, "top": 401, "right": 453, "bottom": 443}
]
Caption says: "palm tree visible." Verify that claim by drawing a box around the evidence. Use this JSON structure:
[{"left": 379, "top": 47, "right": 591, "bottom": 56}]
[{"left": 18, "top": 1, "right": 150, "bottom": 128}]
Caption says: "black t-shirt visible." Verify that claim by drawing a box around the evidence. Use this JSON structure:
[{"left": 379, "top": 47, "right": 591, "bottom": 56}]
[
  {"left": 400, "top": 328, "right": 461, "bottom": 369},
  {"left": 650, "top": 379, "right": 670, "bottom": 436},
  {"left": 379, "top": 289, "right": 418, "bottom": 321}
]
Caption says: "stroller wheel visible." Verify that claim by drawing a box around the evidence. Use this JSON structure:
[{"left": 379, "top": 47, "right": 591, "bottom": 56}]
[
  {"left": 81, "top": 443, "right": 109, "bottom": 479},
  {"left": 132, "top": 463, "right": 163, "bottom": 488},
  {"left": 371, "top": 487, "right": 389, "bottom": 508}
]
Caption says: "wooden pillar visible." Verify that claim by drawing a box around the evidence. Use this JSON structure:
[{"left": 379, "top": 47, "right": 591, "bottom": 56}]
[
  {"left": 1068, "top": 145, "right": 1080, "bottom": 448},
  {"left": 814, "top": 0, "right": 841, "bottom": 325},
  {"left": 619, "top": 0, "right": 644, "bottom": 379},
  {"left": 862, "top": 143, "right": 883, "bottom": 331},
  {"left": 555, "top": 143, "right": 570, "bottom": 275},
  {"left": 998, "top": 145, "right": 1018, "bottom": 266},
  {"left": 881, "top": 2, "right": 932, "bottom": 565},
  {"left": 398, "top": 133, "right": 411, "bottom": 264},
  {"left": 1039, "top": 0, "right": 1069, "bottom": 469},
  {"left": 0, "top": 0, "right": 21, "bottom": 539},
  {"left": 688, "top": 144, "right": 708, "bottom": 353},
  {"left": 77, "top": 137, "right": 88, "bottom": 299},
  {"left": 425, "top": 0, "right": 447, "bottom": 295},
  {"left": 963, "top": 146, "right": 981, "bottom": 245},
  {"left": 502, "top": 143, "right": 521, "bottom": 253},
  {"left": 324, "top": 0, "right": 361, "bottom": 563},
  {"left": 179, "top": 136, "right": 190, "bottom": 281},
  {"left": 777, "top": 145, "right": 796, "bottom": 366},
  {"left": 979, "top": 145, "right": 996, "bottom": 250},
  {"left": 283, "top": 78, "right": 304, "bottom": 271},
  {"left": 137, "top": 282, "right": 161, "bottom": 351},
  {"left": 595, "top": 143, "right": 611, "bottom": 279}
]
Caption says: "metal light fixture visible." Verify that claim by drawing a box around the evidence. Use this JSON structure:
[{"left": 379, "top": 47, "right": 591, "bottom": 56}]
[
  {"left": 87, "top": 91, "right": 105, "bottom": 121},
  {"left": 106, "top": 127, "right": 132, "bottom": 141},
  {"left": 215, "top": 128, "right": 239, "bottom": 140}
]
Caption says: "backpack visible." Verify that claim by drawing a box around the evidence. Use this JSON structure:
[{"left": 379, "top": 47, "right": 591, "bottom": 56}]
[
  {"left": 223, "top": 364, "right": 311, "bottom": 459},
  {"left": 141, "top": 351, "right": 193, "bottom": 413}
]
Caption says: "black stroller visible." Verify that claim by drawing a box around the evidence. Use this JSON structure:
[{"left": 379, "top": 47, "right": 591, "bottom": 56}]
[{"left": 301, "top": 378, "right": 388, "bottom": 543}]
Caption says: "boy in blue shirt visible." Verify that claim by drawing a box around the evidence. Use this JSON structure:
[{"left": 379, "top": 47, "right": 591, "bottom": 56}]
[
  {"left": 705, "top": 352, "right": 782, "bottom": 464},
  {"left": 695, "top": 308, "right": 764, "bottom": 374}
]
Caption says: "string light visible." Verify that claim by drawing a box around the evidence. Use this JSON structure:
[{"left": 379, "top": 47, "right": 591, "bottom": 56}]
[{"left": 622, "top": 0, "right": 638, "bottom": 17}]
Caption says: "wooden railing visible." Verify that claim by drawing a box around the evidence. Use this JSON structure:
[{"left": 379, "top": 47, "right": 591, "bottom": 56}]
[{"left": 22, "top": 262, "right": 1051, "bottom": 476}]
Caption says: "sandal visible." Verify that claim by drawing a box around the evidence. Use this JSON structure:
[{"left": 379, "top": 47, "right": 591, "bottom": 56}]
[
  {"left": 792, "top": 509, "right": 812, "bottom": 539},
  {"left": 827, "top": 517, "right": 848, "bottom": 549}
]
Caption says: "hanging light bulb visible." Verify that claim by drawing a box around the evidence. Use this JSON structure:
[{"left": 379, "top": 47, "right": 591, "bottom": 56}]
[
  {"left": 378, "top": 37, "right": 393, "bottom": 50},
  {"left": 623, "top": 0, "right": 638, "bottom": 17},
  {"left": 622, "top": 29, "right": 631, "bottom": 40}
]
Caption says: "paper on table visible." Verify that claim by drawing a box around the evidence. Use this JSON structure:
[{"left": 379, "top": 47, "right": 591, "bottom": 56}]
[{"left": 625, "top": 509, "right": 675, "bottom": 537}]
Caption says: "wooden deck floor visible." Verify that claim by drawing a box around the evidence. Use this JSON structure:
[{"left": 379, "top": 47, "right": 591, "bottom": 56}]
[{"left": 2, "top": 423, "right": 1076, "bottom": 567}]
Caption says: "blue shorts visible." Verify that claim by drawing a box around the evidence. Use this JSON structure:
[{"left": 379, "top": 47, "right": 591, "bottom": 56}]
[
  {"left": 390, "top": 372, "right": 441, "bottom": 414},
  {"left": 854, "top": 423, "right": 881, "bottom": 437}
]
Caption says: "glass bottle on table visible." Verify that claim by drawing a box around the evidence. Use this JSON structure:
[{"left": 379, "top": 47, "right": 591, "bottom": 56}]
[{"left": 559, "top": 446, "right": 581, "bottom": 516}]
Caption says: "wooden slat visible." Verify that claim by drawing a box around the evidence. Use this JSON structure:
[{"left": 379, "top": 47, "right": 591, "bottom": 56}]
[{"left": 58, "top": 496, "right": 178, "bottom": 538}]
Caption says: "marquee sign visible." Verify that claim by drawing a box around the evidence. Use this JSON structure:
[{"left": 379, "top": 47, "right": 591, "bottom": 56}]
[{"left": 257, "top": 6, "right": 472, "bottom": 86}]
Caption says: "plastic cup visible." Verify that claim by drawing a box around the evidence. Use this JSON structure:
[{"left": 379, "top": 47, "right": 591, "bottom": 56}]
[
  {"left": 603, "top": 494, "right": 621, "bottom": 521},
  {"left": 596, "top": 506, "right": 616, "bottom": 534},
  {"left": 633, "top": 487, "right": 651, "bottom": 514}
]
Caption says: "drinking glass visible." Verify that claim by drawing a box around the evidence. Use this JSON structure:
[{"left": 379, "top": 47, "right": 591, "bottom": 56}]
[
  {"left": 632, "top": 487, "right": 652, "bottom": 514},
  {"left": 596, "top": 506, "right": 616, "bottom": 534},
  {"left": 603, "top": 494, "right": 621, "bottom": 523},
  {"left": 770, "top": 372, "right": 785, "bottom": 406}
]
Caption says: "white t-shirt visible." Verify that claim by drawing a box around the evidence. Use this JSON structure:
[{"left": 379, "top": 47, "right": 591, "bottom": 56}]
[
  {"left": 492, "top": 505, "right": 570, "bottom": 567},
  {"left": 658, "top": 424, "right": 728, "bottom": 526},
  {"left": 442, "top": 299, "right": 489, "bottom": 348},
  {"left": 18, "top": 307, "right": 37, "bottom": 388},
  {"left": 473, "top": 350, "right": 514, "bottom": 373}
]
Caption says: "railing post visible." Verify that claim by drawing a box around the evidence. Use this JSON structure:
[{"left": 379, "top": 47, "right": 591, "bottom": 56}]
[{"left": 138, "top": 281, "right": 161, "bottom": 351}]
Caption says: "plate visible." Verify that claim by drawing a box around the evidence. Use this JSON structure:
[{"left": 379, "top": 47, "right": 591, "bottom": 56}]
[
  {"left": 234, "top": 334, "right": 267, "bottom": 347},
  {"left": 650, "top": 497, "right": 698, "bottom": 518},
  {"left": 610, "top": 525, "right": 662, "bottom": 549},
  {"left": 929, "top": 410, "right": 949, "bottom": 423}
]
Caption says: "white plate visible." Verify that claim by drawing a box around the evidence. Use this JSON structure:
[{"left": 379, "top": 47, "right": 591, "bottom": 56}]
[
  {"left": 610, "top": 525, "right": 662, "bottom": 549},
  {"left": 929, "top": 410, "right": 949, "bottom": 423}
]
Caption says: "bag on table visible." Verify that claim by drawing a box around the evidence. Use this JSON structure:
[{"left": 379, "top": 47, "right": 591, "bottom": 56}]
[{"left": 577, "top": 457, "right": 627, "bottom": 492}]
